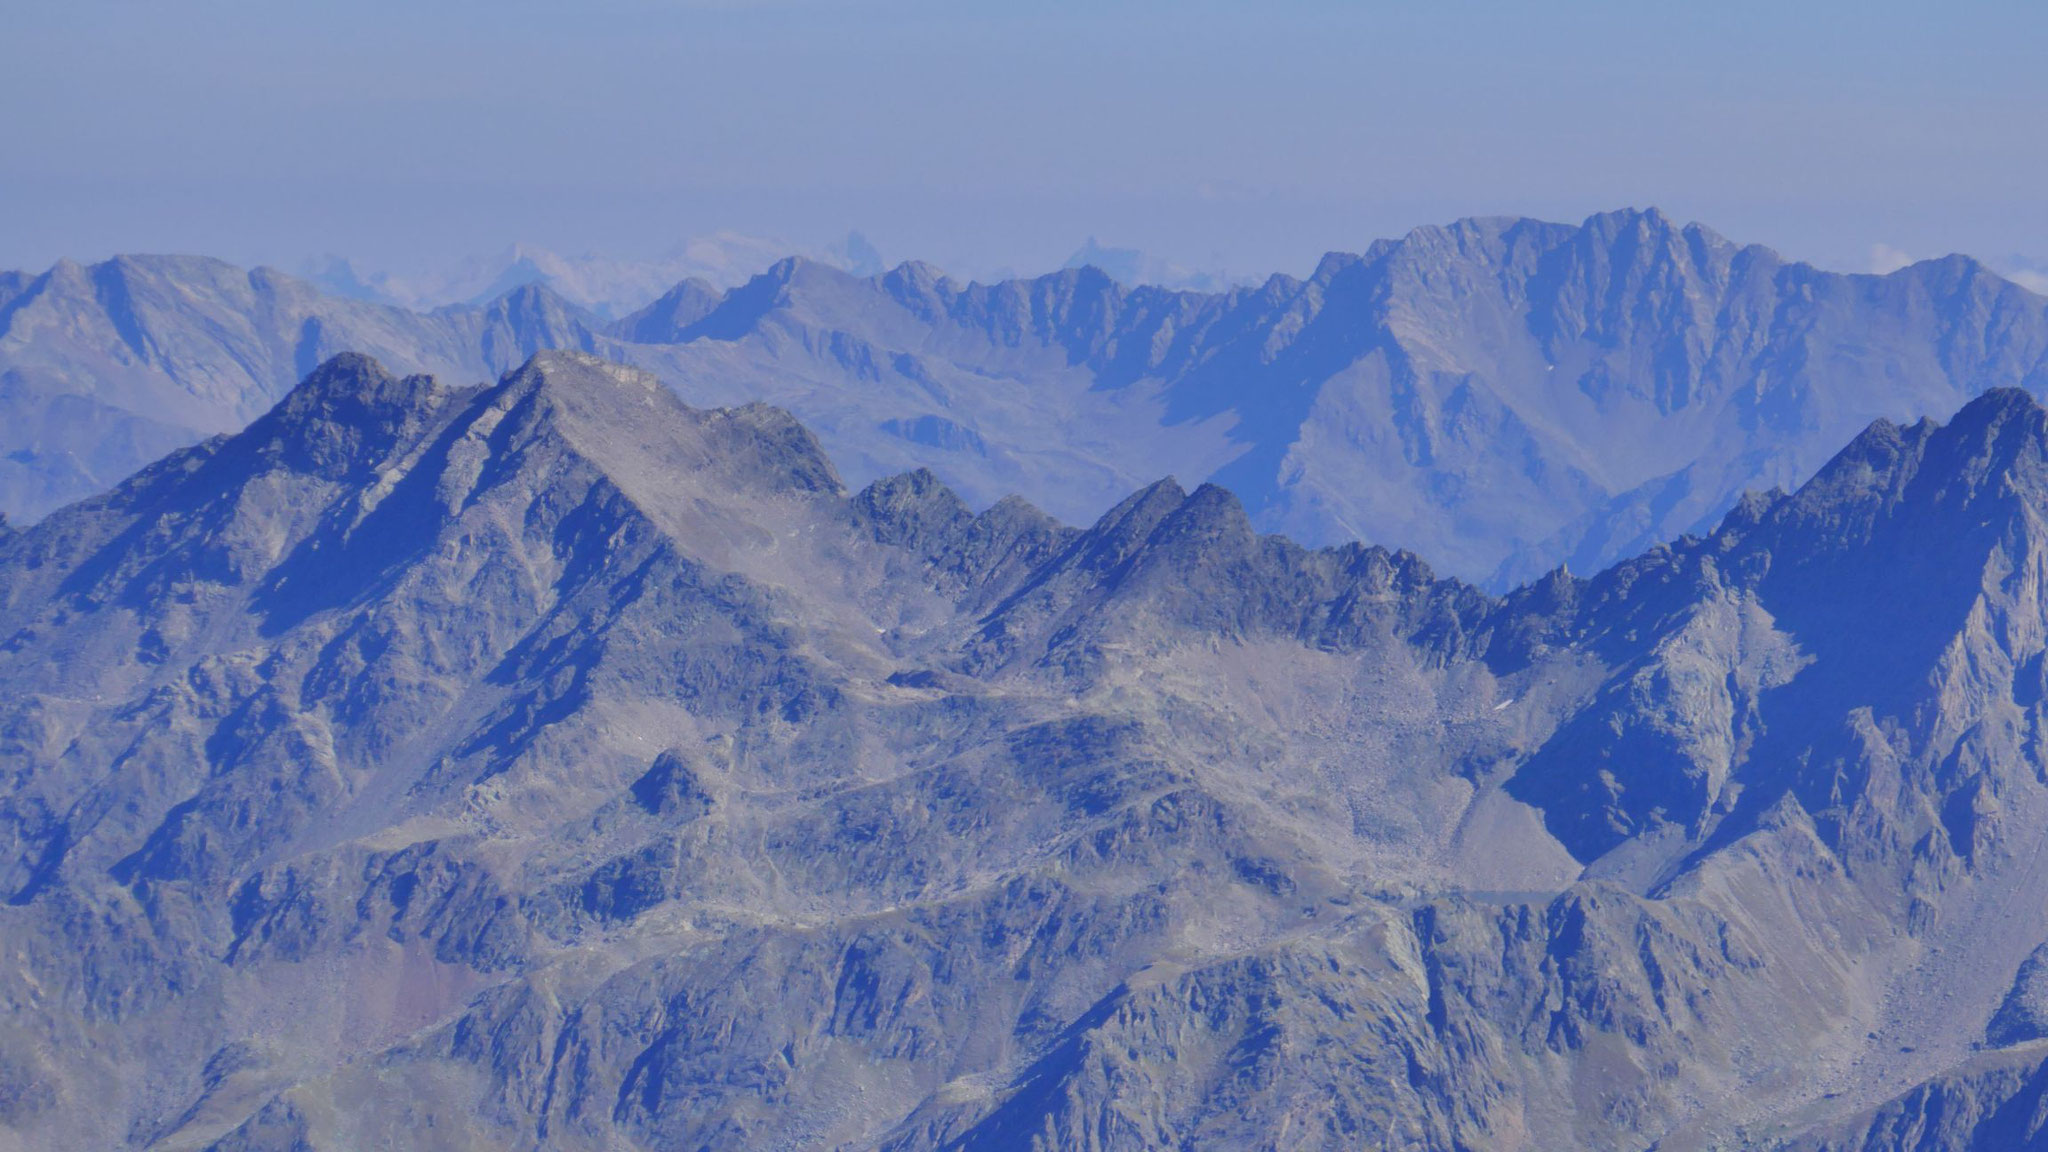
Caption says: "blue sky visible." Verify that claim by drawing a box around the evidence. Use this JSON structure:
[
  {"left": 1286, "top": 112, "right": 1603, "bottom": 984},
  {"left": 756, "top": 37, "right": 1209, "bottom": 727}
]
[{"left": 4, "top": 0, "right": 2044, "bottom": 283}]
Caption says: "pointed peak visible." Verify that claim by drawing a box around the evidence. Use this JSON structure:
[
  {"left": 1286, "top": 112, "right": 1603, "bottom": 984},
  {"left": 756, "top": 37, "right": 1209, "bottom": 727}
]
[
  {"left": 656, "top": 275, "right": 722, "bottom": 304},
  {"left": 873, "top": 466, "right": 947, "bottom": 496},
  {"left": 1312, "top": 250, "right": 1366, "bottom": 281},
  {"left": 1717, "top": 487, "right": 1792, "bottom": 537},
  {"left": 1051, "top": 477, "right": 1189, "bottom": 566},
  {"left": 763, "top": 254, "right": 862, "bottom": 289},
  {"left": 886, "top": 258, "right": 947, "bottom": 283},
  {"left": 1678, "top": 218, "right": 1737, "bottom": 250},
  {"left": 1383, "top": 546, "right": 1442, "bottom": 586},
  {"left": 983, "top": 492, "right": 1060, "bottom": 527},
  {"left": 482, "top": 278, "right": 587, "bottom": 316},
  {"left": 1099, "top": 477, "right": 1189, "bottom": 522},
  {"left": 879, "top": 259, "right": 953, "bottom": 303},
  {"left": 274, "top": 352, "right": 415, "bottom": 411},
  {"left": 614, "top": 277, "right": 724, "bottom": 344},
  {"left": 1149, "top": 482, "right": 1258, "bottom": 545},
  {"left": 479, "top": 352, "right": 841, "bottom": 498},
  {"left": 495, "top": 279, "right": 559, "bottom": 303},
  {"left": 1753, "top": 385, "right": 2048, "bottom": 567},
  {"left": 721, "top": 257, "right": 826, "bottom": 302},
  {"left": 245, "top": 353, "right": 453, "bottom": 479},
  {"left": 1183, "top": 480, "right": 1252, "bottom": 519},
  {"left": 663, "top": 265, "right": 799, "bottom": 341},
  {"left": 1053, "top": 262, "right": 1121, "bottom": 288},
  {"left": 1956, "top": 385, "right": 2045, "bottom": 422},
  {"left": 1871, "top": 251, "right": 2009, "bottom": 293},
  {"left": 853, "top": 468, "right": 973, "bottom": 547},
  {"left": 851, "top": 463, "right": 946, "bottom": 500},
  {"left": 1925, "top": 386, "right": 2048, "bottom": 473}
]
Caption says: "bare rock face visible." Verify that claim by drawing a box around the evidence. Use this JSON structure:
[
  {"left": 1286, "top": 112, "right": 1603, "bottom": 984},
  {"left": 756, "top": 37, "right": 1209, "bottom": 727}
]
[
  {"left": 9, "top": 211, "right": 2048, "bottom": 589},
  {"left": 8, "top": 353, "right": 2048, "bottom": 1149},
  {"left": 1988, "top": 944, "right": 2048, "bottom": 1049},
  {"left": 1777, "top": 1051, "right": 2048, "bottom": 1152}
]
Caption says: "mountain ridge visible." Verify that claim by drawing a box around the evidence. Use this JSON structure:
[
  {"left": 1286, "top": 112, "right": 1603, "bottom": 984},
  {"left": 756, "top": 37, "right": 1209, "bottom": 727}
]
[
  {"left": 5, "top": 209, "right": 2047, "bottom": 593},
  {"left": 10, "top": 351, "right": 2048, "bottom": 1147}
]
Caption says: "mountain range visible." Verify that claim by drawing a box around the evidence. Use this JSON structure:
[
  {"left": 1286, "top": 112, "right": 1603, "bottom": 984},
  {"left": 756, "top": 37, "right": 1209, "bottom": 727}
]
[
  {"left": 301, "top": 230, "right": 890, "bottom": 319},
  {"left": 9, "top": 348, "right": 2048, "bottom": 1148},
  {"left": 307, "top": 233, "right": 1241, "bottom": 321},
  {"left": 6, "top": 208, "right": 2046, "bottom": 589}
]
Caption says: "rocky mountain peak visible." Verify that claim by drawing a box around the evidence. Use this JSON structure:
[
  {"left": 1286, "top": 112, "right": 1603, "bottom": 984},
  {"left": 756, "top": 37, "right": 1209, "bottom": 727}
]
[
  {"left": 1497, "top": 384, "right": 2048, "bottom": 886},
  {"left": 468, "top": 351, "right": 844, "bottom": 504},
  {"left": 21, "top": 346, "right": 2048, "bottom": 1148},
  {"left": 880, "top": 258, "right": 950, "bottom": 294},
  {"left": 611, "top": 276, "right": 723, "bottom": 343},
  {"left": 1074, "top": 477, "right": 1191, "bottom": 567},
  {"left": 241, "top": 352, "right": 456, "bottom": 480},
  {"left": 1735, "top": 385, "right": 2048, "bottom": 567},
  {"left": 852, "top": 467, "right": 973, "bottom": 546}
]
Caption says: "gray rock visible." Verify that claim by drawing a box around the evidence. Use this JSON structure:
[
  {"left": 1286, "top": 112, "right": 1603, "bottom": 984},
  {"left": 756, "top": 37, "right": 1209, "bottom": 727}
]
[
  {"left": 9, "top": 353, "right": 2048, "bottom": 1148},
  {"left": 1988, "top": 944, "right": 2048, "bottom": 1048}
]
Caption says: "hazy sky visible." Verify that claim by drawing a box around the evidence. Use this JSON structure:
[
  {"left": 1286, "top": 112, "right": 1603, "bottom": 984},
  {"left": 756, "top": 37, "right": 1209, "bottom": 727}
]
[{"left": 4, "top": 0, "right": 2045, "bottom": 284}]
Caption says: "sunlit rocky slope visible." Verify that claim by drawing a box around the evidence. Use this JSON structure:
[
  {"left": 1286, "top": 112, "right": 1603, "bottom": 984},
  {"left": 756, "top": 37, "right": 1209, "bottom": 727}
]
[{"left": 7, "top": 352, "right": 2048, "bottom": 1148}]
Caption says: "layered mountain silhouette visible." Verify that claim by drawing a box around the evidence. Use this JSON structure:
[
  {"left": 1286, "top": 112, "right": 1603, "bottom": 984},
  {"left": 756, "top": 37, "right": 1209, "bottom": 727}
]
[
  {"left": 8, "top": 351, "right": 2048, "bottom": 1148},
  {"left": 305, "top": 231, "right": 888, "bottom": 318},
  {"left": 7, "top": 209, "right": 2047, "bottom": 588}
]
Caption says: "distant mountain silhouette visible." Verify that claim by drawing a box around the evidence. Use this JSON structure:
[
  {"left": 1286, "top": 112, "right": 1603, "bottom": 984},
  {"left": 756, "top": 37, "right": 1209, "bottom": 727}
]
[{"left": 5, "top": 210, "right": 2046, "bottom": 591}]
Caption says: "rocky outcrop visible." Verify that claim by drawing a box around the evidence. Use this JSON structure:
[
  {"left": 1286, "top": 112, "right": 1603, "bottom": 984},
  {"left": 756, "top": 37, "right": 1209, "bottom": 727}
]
[{"left": 7, "top": 355, "right": 2048, "bottom": 1148}]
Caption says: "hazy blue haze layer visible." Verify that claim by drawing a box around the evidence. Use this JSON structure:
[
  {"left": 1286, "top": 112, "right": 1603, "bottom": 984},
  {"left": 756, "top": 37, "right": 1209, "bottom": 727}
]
[{"left": 6, "top": 0, "right": 2045, "bottom": 284}]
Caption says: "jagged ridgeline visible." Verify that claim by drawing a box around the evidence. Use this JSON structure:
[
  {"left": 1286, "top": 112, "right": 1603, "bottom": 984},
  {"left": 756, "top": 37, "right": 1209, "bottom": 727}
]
[
  {"left": 6, "top": 210, "right": 2048, "bottom": 590},
  {"left": 11, "top": 351, "right": 2048, "bottom": 1150}
]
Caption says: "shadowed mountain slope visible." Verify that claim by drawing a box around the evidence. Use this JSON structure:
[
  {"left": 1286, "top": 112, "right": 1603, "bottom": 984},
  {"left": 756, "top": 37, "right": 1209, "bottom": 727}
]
[
  {"left": 8, "top": 211, "right": 2048, "bottom": 588},
  {"left": 7, "top": 353, "right": 2048, "bottom": 1148}
]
